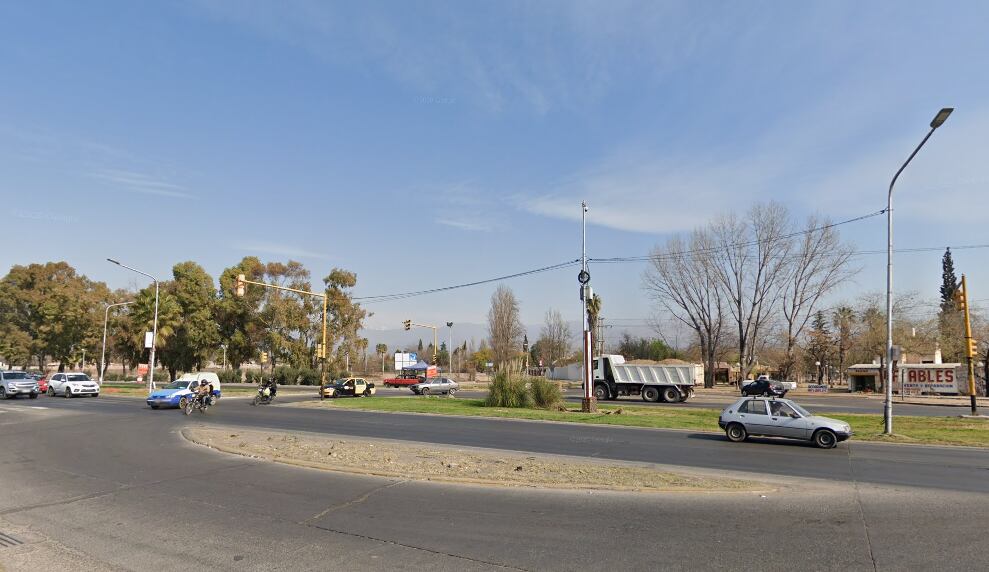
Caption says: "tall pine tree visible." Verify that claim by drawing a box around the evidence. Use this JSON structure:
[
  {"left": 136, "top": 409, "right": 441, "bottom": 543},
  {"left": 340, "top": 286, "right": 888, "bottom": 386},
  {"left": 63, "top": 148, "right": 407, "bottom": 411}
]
[
  {"left": 938, "top": 247, "right": 965, "bottom": 361},
  {"left": 940, "top": 248, "right": 959, "bottom": 312}
]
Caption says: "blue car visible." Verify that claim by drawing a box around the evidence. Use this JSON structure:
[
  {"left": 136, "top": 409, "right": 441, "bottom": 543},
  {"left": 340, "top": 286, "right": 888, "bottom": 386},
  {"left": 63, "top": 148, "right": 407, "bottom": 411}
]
[{"left": 145, "top": 380, "right": 195, "bottom": 409}]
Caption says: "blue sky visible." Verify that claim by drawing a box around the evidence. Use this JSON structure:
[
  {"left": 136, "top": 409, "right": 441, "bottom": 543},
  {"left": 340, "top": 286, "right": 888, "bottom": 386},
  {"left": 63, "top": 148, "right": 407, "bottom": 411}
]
[{"left": 2, "top": 1, "right": 988, "bottom": 340}]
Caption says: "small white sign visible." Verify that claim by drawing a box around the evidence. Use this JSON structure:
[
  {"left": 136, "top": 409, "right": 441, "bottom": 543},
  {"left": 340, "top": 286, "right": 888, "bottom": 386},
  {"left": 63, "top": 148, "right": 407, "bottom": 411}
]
[{"left": 144, "top": 332, "right": 154, "bottom": 349}]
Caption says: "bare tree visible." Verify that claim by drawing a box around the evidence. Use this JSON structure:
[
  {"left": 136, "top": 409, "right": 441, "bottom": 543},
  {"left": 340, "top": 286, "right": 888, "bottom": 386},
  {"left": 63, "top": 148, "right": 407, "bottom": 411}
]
[
  {"left": 710, "top": 202, "right": 791, "bottom": 381},
  {"left": 487, "top": 285, "right": 525, "bottom": 366},
  {"left": 777, "top": 215, "right": 857, "bottom": 380},
  {"left": 643, "top": 229, "right": 725, "bottom": 388},
  {"left": 538, "top": 309, "right": 571, "bottom": 372}
]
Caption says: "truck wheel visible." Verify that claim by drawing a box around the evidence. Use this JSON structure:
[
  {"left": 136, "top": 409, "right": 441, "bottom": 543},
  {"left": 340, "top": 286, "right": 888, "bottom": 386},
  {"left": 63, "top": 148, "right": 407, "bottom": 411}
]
[
  {"left": 593, "top": 384, "right": 609, "bottom": 400},
  {"left": 813, "top": 429, "right": 837, "bottom": 449},
  {"left": 661, "top": 387, "right": 680, "bottom": 403},
  {"left": 641, "top": 387, "right": 660, "bottom": 402},
  {"left": 726, "top": 423, "right": 747, "bottom": 443}
]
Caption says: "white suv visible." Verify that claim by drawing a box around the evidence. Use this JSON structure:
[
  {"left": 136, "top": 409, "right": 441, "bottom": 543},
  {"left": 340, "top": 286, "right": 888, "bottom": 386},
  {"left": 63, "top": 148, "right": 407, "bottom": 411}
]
[{"left": 48, "top": 372, "right": 100, "bottom": 398}]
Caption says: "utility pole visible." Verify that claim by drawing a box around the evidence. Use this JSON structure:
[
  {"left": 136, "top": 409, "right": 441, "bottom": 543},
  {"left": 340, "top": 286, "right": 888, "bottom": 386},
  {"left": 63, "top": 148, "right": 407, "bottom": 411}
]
[
  {"left": 447, "top": 322, "right": 454, "bottom": 378},
  {"left": 579, "top": 202, "right": 595, "bottom": 412}
]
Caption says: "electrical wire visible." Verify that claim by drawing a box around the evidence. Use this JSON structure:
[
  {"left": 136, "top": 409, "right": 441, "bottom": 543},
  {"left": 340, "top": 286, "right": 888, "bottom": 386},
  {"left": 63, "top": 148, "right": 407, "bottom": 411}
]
[{"left": 353, "top": 259, "right": 581, "bottom": 303}]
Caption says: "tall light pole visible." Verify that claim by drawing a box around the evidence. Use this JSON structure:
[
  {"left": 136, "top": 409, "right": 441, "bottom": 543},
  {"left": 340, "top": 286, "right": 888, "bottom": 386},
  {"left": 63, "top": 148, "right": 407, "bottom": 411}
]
[
  {"left": 108, "top": 259, "right": 160, "bottom": 395},
  {"left": 446, "top": 322, "right": 454, "bottom": 378},
  {"left": 885, "top": 107, "right": 953, "bottom": 434},
  {"left": 579, "top": 202, "right": 595, "bottom": 412},
  {"left": 100, "top": 301, "right": 133, "bottom": 382}
]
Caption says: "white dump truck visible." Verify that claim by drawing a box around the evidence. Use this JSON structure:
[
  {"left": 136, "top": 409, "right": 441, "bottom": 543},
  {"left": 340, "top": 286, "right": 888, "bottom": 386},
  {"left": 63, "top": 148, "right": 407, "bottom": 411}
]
[{"left": 591, "top": 355, "right": 696, "bottom": 403}]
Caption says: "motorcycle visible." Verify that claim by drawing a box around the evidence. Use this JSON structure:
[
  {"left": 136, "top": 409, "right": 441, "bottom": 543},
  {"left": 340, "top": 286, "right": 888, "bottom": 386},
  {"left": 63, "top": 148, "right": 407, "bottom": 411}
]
[
  {"left": 183, "top": 393, "right": 211, "bottom": 415},
  {"left": 252, "top": 386, "right": 274, "bottom": 406}
]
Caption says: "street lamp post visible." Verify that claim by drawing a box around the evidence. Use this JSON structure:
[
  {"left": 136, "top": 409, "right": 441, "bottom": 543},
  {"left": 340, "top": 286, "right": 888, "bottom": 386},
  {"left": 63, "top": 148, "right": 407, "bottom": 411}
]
[
  {"left": 579, "top": 202, "right": 595, "bottom": 412},
  {"left": 108, "top": 259, "right": 159, "bottom": 395},
  {"left": 100, "top": 301, "right": 133, "bottom": 382},
  {"left": 885, "top": 107, "right": 953, "bottom": 435},
  {"left": 446, "top": 322, "right": 454, "bottom": 378}
]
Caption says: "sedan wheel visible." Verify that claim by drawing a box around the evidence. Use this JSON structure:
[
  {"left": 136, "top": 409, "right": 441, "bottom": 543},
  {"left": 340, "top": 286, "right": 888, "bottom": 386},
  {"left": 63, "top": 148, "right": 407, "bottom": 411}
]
[
  {"left": 726, "top": 423, "right": 748, "bottom": 443},
  {"left": 421, "top": 387, "right": 430, "bottom": 395},
  {"left": 813, "top": 429, "right": 838, "bottom": 449},
  {"left": 48, "top": 387, "right": 55, "bottom": 397}
]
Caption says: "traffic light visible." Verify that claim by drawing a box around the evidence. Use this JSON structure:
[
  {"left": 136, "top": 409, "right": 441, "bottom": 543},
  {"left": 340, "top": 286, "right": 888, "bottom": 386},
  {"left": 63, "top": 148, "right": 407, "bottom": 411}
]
[
  {"left": 260, "top": 351, "right": 268, "bottom": 364},
  {"left": 968, "top": 338, "right": 979, "bottom": 359},
  {"left": 315, "top": 344, "right": 325, "bottom": 359},
  {"left": 236, "top": 274, "right": 246, "bottom": 297},
  {"left": 954, "top": 288, "right": 967, "bottom": 313},
  {"left": 403, "top": 319, "right": 412, "bottom": 331}
]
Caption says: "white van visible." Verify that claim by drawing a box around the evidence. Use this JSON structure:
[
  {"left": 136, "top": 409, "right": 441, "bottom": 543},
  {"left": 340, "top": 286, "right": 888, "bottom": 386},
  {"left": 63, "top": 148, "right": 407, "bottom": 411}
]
[{"left": 176, "top": 372, "right": 222, "bottom": 398}]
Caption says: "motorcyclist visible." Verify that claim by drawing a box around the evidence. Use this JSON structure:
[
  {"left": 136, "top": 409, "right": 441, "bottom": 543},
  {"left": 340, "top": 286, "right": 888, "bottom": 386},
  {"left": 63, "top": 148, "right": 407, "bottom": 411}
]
[
  {"left": 267, "top": 377, "right": 277, "bottom": 399},
  {"left": 195, "top": 379, "right": 212, "bottom": 406}
]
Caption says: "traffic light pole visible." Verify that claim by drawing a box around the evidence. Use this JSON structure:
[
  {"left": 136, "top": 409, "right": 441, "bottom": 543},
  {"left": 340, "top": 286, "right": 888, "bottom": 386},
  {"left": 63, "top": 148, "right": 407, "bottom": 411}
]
[
  {"left": 405, "top": 320, "right": 439, "bottom": 364},
  {"left": 960, "top": 275, "right": 979, "bottom": 416},
  {"left": 236, "top": 274, "right": 329, "bottom": 388}
]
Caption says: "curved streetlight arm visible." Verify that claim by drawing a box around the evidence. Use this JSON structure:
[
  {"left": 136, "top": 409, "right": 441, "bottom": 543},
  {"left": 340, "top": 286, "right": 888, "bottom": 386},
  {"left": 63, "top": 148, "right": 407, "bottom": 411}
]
[
  {"left": 107, "top": 259, "right": 160, "bottom": 394},
  {"left": 885, "top": 108, "right": 952, "bottom": 434}
]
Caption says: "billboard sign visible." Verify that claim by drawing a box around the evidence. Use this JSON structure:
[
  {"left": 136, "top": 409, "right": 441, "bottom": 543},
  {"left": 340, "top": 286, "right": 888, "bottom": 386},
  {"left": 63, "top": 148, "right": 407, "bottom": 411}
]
[
  {"left": 394, "top": 352, "right": 418, "bottom": 372},
  {"left": 899, "top": 365, "right": 963, "bottom": 394}
]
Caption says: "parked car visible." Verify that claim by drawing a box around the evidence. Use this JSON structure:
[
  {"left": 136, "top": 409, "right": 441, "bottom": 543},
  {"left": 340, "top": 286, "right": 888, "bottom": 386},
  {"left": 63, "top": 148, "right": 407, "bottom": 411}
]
[
  {"left": 718, "top": 397, "right": 852, "bottom": 449},
  {"left": 740, "top": 378, "right": 788, "bottom": 397},
  {"left": 0, "top": 371, "right": 40, "bottom": 399},
  {"left": 410, "top": 377, "right": 459, "bottom": 395},
  {"left": 37, "top": 375, "right": 50, "bottom": 393},
  {"left": 47, "top": 372, "right": 100, "bottom": 398},
  {"left": 321, "top": 378, "right": 376, "bottom": 398}
]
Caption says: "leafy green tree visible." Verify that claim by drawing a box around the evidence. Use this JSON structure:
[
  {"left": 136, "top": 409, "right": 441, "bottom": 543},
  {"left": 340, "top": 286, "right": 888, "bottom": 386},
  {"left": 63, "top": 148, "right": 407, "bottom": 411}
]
[
  {"left": 322, "top": 268, "right": 368, "bottom": 371},
  {"left": 125, "top": 284, "right": 182, "bottom": 378},
  {"left": 0, "top": 262, "right": 109, "bottom": 370},
  {"left": 938, "top": 248, "right": 965, "bottom": 362},
  {"left": 805, "top": 311, "right": 832, "bottom": 382},
  {"left": 616, "top": 333, "right": 679, "bottom": 361},
  {"left": 159, "top": 262, "right": 219, "bottom": 377},
  {"left": 216, "top": 257, "right": 266, "bottom": 369}
]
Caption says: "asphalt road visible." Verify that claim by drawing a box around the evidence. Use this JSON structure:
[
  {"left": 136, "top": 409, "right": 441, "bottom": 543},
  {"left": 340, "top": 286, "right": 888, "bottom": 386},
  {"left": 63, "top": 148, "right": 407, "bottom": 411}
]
[{"left": 1, "top": 395, "right": 988, "bottom": 571}]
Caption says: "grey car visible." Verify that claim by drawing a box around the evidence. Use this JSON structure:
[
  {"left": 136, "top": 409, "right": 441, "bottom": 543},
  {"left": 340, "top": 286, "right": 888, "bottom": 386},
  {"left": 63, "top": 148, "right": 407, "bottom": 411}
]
[
  {"left": 410, "top": 377, "right": 459, "bottom": 395},
  {"left": 0, "top": 371, "right": 40, "bottom": 399},
  {"left": 718, "top": 397, "right": 852, "bottom": 449}
]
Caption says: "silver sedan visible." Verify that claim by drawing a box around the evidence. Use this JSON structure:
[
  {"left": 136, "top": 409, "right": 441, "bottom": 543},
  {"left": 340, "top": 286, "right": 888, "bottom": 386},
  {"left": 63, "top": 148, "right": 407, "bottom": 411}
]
[
  {"left": 410, "top": 377, "right": 459, "bottom": 395},
  {"left": 718, "top": 397, "right": 853, "bottom": 449}
]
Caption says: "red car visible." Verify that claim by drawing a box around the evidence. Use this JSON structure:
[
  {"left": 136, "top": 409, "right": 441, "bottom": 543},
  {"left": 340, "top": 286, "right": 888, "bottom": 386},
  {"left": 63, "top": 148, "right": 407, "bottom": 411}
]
[{"left": 37, "top": 376, "right": 49, "bottom": 393}]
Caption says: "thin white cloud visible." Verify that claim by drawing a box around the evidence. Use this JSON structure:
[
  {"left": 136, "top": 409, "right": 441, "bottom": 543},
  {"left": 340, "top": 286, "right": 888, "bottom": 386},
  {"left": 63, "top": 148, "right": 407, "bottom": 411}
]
[
  {"left": 435, "top": 218, "right": 491, "bottom": 232},
  {"left": 235, "top": 242, "right": 333, "bottom": 261},
  {"left": 189, "top": 0, "right": 705, "bottom": 113},
  {"left": 90, "top": 169, "right": 194, "bottom": 199}
]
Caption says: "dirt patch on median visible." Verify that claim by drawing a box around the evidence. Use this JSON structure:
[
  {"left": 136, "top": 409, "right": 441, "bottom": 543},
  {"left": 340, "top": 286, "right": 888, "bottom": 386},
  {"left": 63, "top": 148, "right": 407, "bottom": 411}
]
[{"left": 183, "top": 426, "right": 763, "bottom": 493}]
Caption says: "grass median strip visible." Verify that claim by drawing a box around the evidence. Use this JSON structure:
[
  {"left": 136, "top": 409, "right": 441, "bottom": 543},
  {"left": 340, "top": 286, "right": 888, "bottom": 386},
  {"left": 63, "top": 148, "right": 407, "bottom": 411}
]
[
  {"left": 291, "top": 397, "right": 989, "bottom": 448},
  {"left": 184, "top": 426, "right": 761, "bottom": 492}
]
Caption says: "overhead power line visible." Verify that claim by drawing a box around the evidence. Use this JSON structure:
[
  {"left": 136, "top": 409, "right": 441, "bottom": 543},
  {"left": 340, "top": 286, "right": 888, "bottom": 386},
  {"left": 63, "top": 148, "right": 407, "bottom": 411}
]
[{"left": 354, "top": 259, "right": 581, "bottom": 304}]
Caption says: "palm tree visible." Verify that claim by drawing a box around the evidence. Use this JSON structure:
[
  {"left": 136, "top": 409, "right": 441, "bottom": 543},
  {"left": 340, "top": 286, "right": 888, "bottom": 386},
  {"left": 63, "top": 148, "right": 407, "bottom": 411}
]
[
  {"left": 586, "top": 294, "right": 602, "bottom": 357},
  {"left": 831, "top": 306, "right": 855, "bottom": 385}
]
